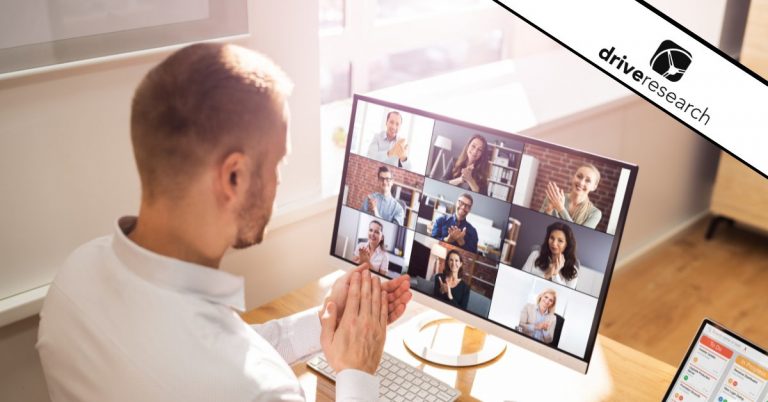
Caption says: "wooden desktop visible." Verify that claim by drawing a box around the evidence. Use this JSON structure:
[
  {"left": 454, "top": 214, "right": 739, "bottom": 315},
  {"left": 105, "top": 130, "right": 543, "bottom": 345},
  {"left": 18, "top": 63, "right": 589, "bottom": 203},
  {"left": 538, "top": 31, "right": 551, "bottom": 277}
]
[{"left": 242, "top": 271, "right": 676, "bottom": 401}]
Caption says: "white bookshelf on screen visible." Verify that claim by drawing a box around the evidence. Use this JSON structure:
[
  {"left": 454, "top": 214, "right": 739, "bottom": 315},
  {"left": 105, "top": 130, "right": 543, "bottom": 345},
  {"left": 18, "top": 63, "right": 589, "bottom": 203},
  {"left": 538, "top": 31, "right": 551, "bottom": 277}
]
[
  {"left": 511, "top": 154, "right": 540, "bottom": 207},
  {"left": 487, "top": 143, "right": 522, "bottom": 202}
]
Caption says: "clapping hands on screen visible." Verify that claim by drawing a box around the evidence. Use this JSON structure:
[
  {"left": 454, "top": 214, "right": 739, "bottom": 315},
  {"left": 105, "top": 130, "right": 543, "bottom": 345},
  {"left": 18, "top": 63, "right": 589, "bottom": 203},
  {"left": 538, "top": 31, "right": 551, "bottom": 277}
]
[
  {"left": 548, "top": 253, "right": 565, "bottom": 279},
  {"left": 356, "top": 245, "right": 371, "bottom": 265},
  {"left": 545, "top": 181, "right": 566, "bottom": 213},
  {"left": 367, "top": 195, "right": 379, "bottom": 216},
  {"left": 445, "top": 226, "right": 467, "bottom": 244},
  {"left": 460, "top": 165, "right": 474, "bottom": 182},
  {"left": 459, "top": 165, "right": 480, "bottom": 192},
  {"left": 388, "top": 138, "right": 409, "bottom": 162},
  {"left": 438, "top": 275, "right": 459, "bottom": 300}
]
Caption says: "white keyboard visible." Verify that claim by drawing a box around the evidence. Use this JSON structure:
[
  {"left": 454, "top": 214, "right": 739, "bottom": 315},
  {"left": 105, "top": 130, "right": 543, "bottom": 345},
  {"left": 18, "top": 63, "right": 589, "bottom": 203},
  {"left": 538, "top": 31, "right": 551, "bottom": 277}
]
[{"left": 307, "top": 352, "right": 461, "bottom": 402}]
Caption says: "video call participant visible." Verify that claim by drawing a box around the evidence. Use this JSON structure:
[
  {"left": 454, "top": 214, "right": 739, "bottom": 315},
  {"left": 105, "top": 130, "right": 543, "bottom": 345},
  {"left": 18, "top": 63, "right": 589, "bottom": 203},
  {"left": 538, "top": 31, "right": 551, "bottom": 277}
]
[
  {"left": 519, "top": 289, "right": 558, "bottom": 344},
  {"left": 366, "top": 111, "right": 410, "bottom": 168},
  {"left": 540, "top": 164, "right": 603, "bottom": 229},
  {"left": 433, "top": 250, "right": 470, "bottom": 309},
  {"left": 353, "top": 220, "right": 390, "bottom": 275},
  {"left": 362, "top": 166, "right": 405, "bottom": 225},
  {"left": 522, "top": 222, "right": 579, "bottom": 289},
  {"left": 431, "top": 193, "right": 479, "bottom": 254},
  {"left": 441, "top": 134, "right": 490, "bottom": 195},
  {"left": 36, "top": 43, "right": 413, "bottom": 402}
]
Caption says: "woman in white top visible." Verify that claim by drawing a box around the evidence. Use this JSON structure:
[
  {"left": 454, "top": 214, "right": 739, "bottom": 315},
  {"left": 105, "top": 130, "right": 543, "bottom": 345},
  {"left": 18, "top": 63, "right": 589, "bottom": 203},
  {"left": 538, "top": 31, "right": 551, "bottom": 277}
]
[
  {"left": 521, "top": 222, "right": 579, "bottom": 289},
  {"left": 353, "top": 220, "right": 390, "bottom": 275},
  {"left": 539, "top": 164, "right": 603, "bottom": 229}
]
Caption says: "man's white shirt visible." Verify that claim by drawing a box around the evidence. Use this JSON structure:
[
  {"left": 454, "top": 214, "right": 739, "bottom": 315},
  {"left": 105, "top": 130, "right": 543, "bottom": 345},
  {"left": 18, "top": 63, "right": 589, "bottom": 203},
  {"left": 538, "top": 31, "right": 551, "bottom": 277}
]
[{"left": 37, "top": 216, "right": 378, "bottom": 401}]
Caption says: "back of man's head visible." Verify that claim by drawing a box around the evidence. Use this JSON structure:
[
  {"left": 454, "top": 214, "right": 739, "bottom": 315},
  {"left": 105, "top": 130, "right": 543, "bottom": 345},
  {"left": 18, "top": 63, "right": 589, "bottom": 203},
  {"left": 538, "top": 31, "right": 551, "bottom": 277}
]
[{"left": 131, "top": 43, "right": 292, "bottom": 201}]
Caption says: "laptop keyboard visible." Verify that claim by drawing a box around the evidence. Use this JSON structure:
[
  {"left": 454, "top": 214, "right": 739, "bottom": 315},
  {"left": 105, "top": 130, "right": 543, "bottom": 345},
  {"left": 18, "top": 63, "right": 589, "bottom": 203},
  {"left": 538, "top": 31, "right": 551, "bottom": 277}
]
[{"left": 307, "top": 351, "right": 461, "bottom": 402}]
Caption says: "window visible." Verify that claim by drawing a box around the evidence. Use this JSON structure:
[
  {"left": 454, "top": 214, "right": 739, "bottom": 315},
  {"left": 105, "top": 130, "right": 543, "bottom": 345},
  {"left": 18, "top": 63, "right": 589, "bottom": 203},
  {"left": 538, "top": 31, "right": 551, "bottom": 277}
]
[{"left": 319, "top": 1, "right": 513, "bottom": 195}]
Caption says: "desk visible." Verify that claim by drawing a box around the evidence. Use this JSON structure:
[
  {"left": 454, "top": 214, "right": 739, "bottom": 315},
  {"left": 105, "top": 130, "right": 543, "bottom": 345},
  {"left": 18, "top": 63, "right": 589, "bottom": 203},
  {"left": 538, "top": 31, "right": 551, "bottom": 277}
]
[{"left": 242, "top": 271, "right": 676, "bottom": 401}]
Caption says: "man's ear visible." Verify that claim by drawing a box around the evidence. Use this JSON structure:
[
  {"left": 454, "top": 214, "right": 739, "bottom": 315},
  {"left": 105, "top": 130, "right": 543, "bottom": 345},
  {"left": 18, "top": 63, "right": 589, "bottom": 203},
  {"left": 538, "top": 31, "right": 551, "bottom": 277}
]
[{"left": 218, "top": 152, "right": 249, "bottom": 205}]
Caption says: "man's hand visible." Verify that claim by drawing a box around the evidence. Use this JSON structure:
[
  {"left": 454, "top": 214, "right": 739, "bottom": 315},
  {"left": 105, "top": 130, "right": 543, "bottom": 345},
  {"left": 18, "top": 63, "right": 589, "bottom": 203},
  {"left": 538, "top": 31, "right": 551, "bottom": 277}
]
[
  {"left": 389, "top": 138, "right": 409, "bottom": 162},
  {"left": 323, "top": 263, "right": 412, "bottom": 326},
  {"left": 384, "top": 274, "right": 411, "bottom": 323},
  {"left": 398, "top": 141, "right": 409, "bottom": 163},
  {"left": 446, "top": 226, "right": 467, "bottom": 243},
  {"left": 320, "top": 271, "right": 387, "bottom": 374},
  {"left": 367, "top": 195, "right": 379, "bottom": 217}
]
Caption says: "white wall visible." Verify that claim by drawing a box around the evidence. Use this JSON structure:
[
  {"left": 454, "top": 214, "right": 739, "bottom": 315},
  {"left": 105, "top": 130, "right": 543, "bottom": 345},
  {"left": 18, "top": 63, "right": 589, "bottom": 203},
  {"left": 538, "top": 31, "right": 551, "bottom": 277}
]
[
  {"left": 0, "top": 1, "right": 321, "bottom": 400},
  {"left": 0, "top": 0, "right": 321, "bottom": 303}
]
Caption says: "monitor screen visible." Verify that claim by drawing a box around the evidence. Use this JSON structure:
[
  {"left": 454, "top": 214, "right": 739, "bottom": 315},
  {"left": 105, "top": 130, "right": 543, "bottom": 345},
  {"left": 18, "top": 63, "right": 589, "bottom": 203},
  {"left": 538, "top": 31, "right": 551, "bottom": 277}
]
[{"left": 330, "top": 94, "right": 638, "bottom": 372}]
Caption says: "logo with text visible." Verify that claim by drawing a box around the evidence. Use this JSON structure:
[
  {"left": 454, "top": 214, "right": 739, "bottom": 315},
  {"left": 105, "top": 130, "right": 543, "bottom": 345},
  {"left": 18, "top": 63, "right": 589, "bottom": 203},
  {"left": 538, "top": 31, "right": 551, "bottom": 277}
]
[
  {"left": 598, "top": 43, "right": 710, "bottom": 126},
  {"left": 649, "top": 40, "right": 692, "bottom": 82}
]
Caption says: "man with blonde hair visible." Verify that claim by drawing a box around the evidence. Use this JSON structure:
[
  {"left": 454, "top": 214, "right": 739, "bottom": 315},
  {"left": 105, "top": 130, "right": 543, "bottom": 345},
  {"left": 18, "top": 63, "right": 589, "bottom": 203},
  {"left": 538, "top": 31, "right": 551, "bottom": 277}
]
[{"left": 37, "top": 43, "right": 411, "bottom": 401}]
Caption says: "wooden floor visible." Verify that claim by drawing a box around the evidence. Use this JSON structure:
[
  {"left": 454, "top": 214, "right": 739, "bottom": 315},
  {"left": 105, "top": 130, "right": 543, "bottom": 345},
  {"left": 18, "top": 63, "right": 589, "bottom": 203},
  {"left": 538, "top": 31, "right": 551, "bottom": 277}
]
[{"left": 600, "top": 217, "right": 768, "bottom": 366}]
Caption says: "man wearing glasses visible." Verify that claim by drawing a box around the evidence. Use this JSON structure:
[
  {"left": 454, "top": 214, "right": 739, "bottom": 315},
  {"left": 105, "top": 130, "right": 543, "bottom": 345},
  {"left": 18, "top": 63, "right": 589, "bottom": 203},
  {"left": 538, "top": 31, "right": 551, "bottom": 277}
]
[
  {"left": 431, "top": 193, "right": 479, "bottom": 254},
  {"left": 362, "top": 166, "right": 405, "bottom": 226}
]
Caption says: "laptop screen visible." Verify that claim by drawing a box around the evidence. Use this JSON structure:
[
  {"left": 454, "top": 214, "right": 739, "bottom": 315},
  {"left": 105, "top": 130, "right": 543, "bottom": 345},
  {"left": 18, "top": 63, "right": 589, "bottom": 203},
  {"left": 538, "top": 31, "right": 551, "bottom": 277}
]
[{"left": 330, "top": 94, "right": 638, "bottom": 366}]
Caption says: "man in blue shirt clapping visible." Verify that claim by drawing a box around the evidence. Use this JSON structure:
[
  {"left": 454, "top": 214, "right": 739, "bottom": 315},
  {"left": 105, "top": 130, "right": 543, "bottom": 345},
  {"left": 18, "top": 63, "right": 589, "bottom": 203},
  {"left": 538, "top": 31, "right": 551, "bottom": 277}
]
[
  {"left": 362, "top": 166, "right": 405, "bottom": 226},
  {"left": 431, "top": 193, "right": 479, "bottom": 254}
]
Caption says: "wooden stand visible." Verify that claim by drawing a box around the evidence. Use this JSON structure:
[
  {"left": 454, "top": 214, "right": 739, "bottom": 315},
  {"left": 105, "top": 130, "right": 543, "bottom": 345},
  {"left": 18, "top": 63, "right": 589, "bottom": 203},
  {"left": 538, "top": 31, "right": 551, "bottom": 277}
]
[{"left": 708, "top": 153, "right": 768, "bottom": 239}]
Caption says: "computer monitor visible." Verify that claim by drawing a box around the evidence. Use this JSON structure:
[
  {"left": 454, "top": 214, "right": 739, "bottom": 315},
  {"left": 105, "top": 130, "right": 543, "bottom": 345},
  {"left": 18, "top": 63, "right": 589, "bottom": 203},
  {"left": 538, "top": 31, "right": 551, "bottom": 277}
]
[{"left": 329, "top": 94, "right": 638, "bottom": 373}]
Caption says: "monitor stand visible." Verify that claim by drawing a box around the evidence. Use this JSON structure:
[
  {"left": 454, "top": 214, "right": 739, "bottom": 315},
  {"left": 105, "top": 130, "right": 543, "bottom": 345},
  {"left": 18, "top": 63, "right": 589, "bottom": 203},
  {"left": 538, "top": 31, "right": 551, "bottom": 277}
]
[{"left": 402, "top": 311, "right": 506, "bottom": 367}]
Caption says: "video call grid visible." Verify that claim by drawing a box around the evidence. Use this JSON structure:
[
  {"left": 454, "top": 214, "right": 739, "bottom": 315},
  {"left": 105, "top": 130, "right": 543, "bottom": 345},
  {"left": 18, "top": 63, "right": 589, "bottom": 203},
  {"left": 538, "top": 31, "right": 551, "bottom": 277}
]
[
  {"left": 333, "top": 98, "right": 636, "bottom": 359},
  {"left": 342, "top": 104, "right": 619, "bottom": 300}
]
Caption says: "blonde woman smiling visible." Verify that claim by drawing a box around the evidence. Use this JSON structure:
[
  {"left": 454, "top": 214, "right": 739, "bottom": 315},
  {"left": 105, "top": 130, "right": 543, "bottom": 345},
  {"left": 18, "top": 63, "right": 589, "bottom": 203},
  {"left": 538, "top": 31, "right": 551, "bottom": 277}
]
[
  {"left": 540, "top": 164, "right": 603, "bottom": 229},
  {"left": 519, "top": 289, "right": 558, "bottom": 344}
]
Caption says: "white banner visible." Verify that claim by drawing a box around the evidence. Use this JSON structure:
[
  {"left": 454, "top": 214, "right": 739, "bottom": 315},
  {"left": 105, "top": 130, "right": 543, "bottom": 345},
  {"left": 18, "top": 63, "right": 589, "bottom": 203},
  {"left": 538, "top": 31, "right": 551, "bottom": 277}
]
[{"left": 496, "top": 0, "right": 768, "bottom": 177}]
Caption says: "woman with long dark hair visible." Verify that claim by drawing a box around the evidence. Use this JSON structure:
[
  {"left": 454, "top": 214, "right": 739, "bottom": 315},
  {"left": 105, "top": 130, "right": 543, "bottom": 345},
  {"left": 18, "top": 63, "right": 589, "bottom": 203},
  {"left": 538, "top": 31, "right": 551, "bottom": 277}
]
[
  {"left": 433, "top": 249, "right": 470, "bottom": 309},
  {"left": 353, "top": 220, "right": 389, "bottom": 275},
  {"left": 521, "top": 222, "right": 579, "bottom": 289},
  {"left": 440, "top": 134, "right": 490, "bottom": 194}
]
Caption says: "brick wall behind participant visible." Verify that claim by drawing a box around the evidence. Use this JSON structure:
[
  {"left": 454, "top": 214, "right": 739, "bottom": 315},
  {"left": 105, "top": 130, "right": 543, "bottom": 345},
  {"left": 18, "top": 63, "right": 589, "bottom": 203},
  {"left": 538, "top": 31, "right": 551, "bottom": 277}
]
[
  {"left": 524, "top": 145, "right": 623, "bottom": 232},
  {"left": 345, "top": 153, "right": 425, "bottom": 211}
]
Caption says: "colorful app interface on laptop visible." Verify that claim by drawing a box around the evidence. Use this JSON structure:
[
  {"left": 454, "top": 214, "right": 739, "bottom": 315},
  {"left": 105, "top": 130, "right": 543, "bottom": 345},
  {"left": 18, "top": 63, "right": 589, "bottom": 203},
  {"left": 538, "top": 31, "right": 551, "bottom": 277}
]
[{"left": 667, "top": 323, "right": 768, "bottom": 402}]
